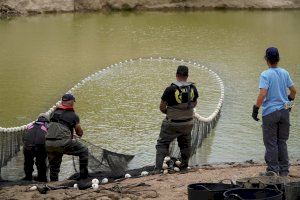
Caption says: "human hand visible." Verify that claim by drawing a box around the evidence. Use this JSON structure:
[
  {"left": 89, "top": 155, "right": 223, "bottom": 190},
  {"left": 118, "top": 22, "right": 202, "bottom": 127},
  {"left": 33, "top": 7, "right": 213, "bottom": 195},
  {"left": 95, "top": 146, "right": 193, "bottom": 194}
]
[
  {"left": 72, "top": 134, "right": 81, "bottom": 141},
  {"left": 252, "top": 105, "right": 260, "bottom": 121}
]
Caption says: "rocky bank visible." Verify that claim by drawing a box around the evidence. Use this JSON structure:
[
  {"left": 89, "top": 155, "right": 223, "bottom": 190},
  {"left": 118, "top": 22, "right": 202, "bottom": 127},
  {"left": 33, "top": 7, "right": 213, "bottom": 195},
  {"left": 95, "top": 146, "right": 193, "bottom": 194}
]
[{"left": 1, "top": 0, "right": 300, "bottom": 18}]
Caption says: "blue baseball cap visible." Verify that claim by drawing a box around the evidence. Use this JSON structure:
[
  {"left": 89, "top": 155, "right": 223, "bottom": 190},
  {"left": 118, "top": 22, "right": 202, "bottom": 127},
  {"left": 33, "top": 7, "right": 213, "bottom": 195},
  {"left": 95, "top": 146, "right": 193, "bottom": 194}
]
[
  {"left": 265, "top": 47, "right": 279, "bottom": 62},
  {"left": 62, "top": 93, "right": 76, "bottom": 102}
]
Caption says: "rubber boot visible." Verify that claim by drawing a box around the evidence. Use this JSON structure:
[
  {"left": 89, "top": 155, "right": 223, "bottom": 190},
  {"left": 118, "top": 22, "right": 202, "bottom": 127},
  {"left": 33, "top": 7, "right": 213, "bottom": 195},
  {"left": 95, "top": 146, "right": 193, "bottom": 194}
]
[
  {"left": 180, "top": 148, "right": 191, "bottom": 170},
  {"left": 155, "top": 148, "right": 168, "bottom": 171},
  {"left": 79, "top": 163, "right": 88, "bottom": 180}
]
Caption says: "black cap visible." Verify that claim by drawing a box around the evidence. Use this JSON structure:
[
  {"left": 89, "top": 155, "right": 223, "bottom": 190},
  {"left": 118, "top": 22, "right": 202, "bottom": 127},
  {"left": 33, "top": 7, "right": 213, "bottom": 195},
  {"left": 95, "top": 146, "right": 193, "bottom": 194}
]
[
  {"left": 176, "top": 65, "right": 189, "bottom": 76},
  {"left": 62, "top": 93, "right": 76, "bottom": 102},
  {"left": 265, "top": 47, "right": 280, "bottom": 64}
]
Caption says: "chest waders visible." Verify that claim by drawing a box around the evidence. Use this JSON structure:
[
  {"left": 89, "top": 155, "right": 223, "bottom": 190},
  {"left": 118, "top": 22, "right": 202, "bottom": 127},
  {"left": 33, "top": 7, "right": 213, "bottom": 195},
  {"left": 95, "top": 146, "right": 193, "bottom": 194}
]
[
  {"left": 46, "top": 109, "right": 89, "bottom": 181},
  {"left": 46, "top": 110, "right": 73, "bottom": 147},
  {"left": 156, "top": 81, "right": 195, "bottom": 170},
  {"left": 23, "top": 122, "right": 48, "bottom": 182}
]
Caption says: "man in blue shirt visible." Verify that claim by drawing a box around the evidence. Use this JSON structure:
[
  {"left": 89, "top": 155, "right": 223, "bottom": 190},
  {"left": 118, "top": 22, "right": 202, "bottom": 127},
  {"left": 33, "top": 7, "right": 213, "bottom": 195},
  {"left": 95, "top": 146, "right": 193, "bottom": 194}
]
[{"left": 252, "top": 47, "right": 297, "bottom": 176}]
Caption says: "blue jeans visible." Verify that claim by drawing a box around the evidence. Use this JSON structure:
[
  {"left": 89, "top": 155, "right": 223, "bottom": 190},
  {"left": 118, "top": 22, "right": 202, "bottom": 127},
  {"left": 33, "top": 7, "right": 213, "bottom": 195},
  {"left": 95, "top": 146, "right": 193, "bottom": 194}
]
[{"left": 262, "top": 109, "right": 290, "bottom": 176}]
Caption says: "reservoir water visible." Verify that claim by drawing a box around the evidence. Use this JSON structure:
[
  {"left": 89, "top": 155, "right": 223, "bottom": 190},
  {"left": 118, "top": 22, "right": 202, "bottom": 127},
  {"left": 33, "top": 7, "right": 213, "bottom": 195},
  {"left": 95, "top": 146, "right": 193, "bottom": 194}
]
[{"left": 0, "top": 11, "right": 299, "bottom": 179}]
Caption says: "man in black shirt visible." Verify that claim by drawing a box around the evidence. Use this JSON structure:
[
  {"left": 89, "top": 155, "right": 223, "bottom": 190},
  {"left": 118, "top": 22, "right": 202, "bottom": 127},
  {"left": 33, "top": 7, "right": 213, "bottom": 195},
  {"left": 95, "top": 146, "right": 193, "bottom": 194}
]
[
  {"left": 156, "top": 65, "right": 199, "bottom": 170},
  {"left": 46, "top": 94, "right": 88, "bottom": 181}
]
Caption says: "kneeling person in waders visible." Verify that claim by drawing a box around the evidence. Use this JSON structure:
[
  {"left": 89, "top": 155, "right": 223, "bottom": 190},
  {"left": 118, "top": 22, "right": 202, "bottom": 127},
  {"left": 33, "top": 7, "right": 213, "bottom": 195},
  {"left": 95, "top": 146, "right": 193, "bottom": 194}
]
[
  {"left": 22, "top": 113, "right": 49, "bottom": 182},
  {"left": 46, "top": 94, "right": 88, "bottom": 181},
  {"left": 156, "top": 65, "right": 199, "bottom": 170}
]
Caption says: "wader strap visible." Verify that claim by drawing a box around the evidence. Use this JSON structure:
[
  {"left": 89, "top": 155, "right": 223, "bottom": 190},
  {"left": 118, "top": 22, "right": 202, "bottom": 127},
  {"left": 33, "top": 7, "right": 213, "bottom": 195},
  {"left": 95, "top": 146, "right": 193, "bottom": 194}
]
[{"left": 167, "top": 118, "right": 193, "bottom": 123}]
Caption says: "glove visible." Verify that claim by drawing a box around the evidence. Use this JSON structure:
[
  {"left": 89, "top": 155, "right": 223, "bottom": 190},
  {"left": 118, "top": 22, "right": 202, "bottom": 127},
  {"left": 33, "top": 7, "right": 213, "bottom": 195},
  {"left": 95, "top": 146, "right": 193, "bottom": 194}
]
[
  {"left": 288, "top": 95, "right": 294, "bottom": 101},
  {"left": 252, "top": 105, "right": 260, "bottom": 121}
]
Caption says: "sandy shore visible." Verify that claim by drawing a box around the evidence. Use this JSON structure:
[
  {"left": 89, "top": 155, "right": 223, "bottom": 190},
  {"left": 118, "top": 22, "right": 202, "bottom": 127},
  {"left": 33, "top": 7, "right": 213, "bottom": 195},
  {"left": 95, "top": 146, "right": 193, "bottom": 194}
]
[{"left": 1, "top": 163, "right": 299, "bottom": 200}]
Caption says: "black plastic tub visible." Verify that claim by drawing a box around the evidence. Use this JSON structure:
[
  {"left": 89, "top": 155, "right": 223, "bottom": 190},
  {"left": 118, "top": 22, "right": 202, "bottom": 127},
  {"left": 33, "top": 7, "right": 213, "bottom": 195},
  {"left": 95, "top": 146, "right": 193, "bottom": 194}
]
[
  {"left": 236, "top": 176, "right": 285, "bottom": 191},
  {"left": 285, "top": 181, "right": 300, "bottom": 200},
  {"left": 188, "top": 183, "right": 239, "bottom": 200},
  {"left": 223, "top": 188, "right": 283, "bottom": 200}
]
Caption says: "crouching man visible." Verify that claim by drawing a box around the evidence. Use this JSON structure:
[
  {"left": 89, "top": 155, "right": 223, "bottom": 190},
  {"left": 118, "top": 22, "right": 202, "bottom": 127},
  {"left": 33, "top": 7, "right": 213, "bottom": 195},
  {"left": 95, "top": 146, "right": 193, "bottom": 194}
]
[
  {"left": 23, "top": 113, "right": 49, "bottom": 182},
  {"left": 46, "top": 94, "right": 88, "bottom": 181}
]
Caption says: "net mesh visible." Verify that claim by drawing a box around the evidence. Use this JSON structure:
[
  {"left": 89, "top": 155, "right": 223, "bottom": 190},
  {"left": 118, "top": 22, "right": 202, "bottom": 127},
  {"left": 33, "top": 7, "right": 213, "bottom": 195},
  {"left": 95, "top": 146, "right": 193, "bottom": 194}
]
[
  {"left": 0, "top": 58, "right": 224, "bottom": 180},
  {"left": 169, "top": 112, "right": 220, "bottom": 158},
  {"left": 0, "top": 130, "right": 23, "bottom": 179},
  {"left": 72, "top": 139, "right": 134, "bottom": 177}
]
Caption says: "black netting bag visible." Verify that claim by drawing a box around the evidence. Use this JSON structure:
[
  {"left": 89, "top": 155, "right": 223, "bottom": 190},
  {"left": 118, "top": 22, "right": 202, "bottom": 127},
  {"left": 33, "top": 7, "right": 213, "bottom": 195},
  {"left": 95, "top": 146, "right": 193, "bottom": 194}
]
[{"left": 72, "top": 139, "right": 134, "bottom": 178}]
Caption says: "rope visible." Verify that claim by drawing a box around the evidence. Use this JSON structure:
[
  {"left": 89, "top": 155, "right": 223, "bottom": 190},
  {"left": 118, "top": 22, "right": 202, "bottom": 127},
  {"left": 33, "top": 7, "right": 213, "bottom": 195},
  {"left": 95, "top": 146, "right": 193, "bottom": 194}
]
[{"left": 64, "top": 182, "right": 158, "bottom": 199}]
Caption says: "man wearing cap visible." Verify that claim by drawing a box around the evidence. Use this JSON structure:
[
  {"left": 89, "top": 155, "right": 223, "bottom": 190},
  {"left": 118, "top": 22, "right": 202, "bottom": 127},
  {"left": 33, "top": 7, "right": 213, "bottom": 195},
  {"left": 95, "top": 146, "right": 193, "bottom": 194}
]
[
  {"left": 155, "top": 65, "right": 199, "bottom": 171},
  {"left": 46, "top": 94, "right": 89, "bottom": 181},
  {"left": 252, "top": 47, "right": 297, "bottom": 176},
  {"left": 22, "top": 113, "right": 49, "bottom": 182}
]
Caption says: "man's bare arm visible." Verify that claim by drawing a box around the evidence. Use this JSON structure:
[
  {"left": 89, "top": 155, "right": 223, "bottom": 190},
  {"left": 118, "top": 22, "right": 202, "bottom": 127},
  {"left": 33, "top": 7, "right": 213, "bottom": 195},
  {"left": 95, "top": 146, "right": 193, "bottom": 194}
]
[
  {"left": 159, "top": 100, "right": 167, "bottom": 114},
  {"left": 75, "top": 124, "right": 83, "bottom": 137},
  {"left": 289, "top": 86, "right": 297, "bottom": 100},
  {"left": 255, "top": 88, "right": 268, "bottom": 108}
]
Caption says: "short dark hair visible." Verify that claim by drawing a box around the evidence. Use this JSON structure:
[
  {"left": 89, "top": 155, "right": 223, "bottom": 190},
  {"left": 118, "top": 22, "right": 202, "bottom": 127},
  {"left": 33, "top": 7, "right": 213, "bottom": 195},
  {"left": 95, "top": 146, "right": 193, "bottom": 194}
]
[
  {"left": 176, "top": 65, "right": 189, "bottom": 77},
  {"left": 265, "top": 47, "right": 280, "bottom": 65}
]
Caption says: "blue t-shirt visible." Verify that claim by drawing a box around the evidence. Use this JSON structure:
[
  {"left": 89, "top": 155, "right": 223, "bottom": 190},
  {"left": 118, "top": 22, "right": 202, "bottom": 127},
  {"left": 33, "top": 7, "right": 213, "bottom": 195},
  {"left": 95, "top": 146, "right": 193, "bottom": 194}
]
[{"left": 259, "top": 67, "right": 294, "bottom": 116}]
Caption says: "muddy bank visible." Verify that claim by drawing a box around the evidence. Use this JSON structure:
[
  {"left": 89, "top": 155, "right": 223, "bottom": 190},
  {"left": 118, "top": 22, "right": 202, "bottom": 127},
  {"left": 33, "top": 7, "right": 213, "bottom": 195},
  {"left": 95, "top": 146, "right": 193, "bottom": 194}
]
[
  {"left": 1, "top": 0, "right": 300, "bottom": 18},
  {"left": 1, "top": 163, "right": 299, "bottom": 200}
]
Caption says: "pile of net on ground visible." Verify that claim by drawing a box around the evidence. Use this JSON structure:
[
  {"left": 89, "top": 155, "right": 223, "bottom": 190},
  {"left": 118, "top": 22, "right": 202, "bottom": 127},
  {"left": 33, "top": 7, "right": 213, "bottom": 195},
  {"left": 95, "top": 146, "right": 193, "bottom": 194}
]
[{"left": 70, "top": 138, "right": 156, "bottom": 180}]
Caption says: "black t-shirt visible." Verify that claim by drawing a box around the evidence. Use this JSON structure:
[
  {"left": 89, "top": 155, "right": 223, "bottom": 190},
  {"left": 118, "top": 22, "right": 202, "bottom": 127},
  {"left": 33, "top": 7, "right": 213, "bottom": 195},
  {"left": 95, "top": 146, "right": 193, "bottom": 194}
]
[
  {"left": 161, "top": 84, "right": 199, "bottom": 106},
  {"left": 50, "top": 108, "right": 80, "bottom": 133}
]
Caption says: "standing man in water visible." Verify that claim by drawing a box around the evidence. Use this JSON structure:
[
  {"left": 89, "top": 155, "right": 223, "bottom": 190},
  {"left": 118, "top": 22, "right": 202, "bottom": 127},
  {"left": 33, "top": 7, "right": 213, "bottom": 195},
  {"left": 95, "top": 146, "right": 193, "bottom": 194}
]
[
  {"left": 155, "top": 65, "right": 199, "bottom": 171},
  {"left": 46, "top": 94, "right": 89, "bottom": 181},
  {"left": 252, "top": 47, "right": 297, "bottom": 176}
]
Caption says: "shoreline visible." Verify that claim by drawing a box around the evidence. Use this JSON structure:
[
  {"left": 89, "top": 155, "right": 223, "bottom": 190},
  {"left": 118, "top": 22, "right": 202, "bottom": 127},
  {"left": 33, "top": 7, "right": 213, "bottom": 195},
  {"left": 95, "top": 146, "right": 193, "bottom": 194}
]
[
  {"left": 1, "top": 162, "right": 300, "bottom": 200},
  {"left": 1, "top": 0, "right": 300, "bottom": 18}
]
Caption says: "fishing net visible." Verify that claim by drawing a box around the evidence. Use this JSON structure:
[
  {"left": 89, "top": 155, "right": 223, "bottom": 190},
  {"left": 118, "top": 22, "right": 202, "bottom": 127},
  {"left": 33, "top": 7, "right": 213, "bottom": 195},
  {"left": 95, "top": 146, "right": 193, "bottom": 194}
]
[
  {"left": 0, "top": 58, "right": 224, "bottom": 181},
  {"left": 70, "top": 58, "right": 223, "bottom": 178},
  {"left": 72, "top": 139, "right": 134, "bottom": 178},
  {"left": 0, "top": 129, "right": 23, "bottom": 179},
  {"left": 169, "top": 112, "right": 221, "bottom": 158}
]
